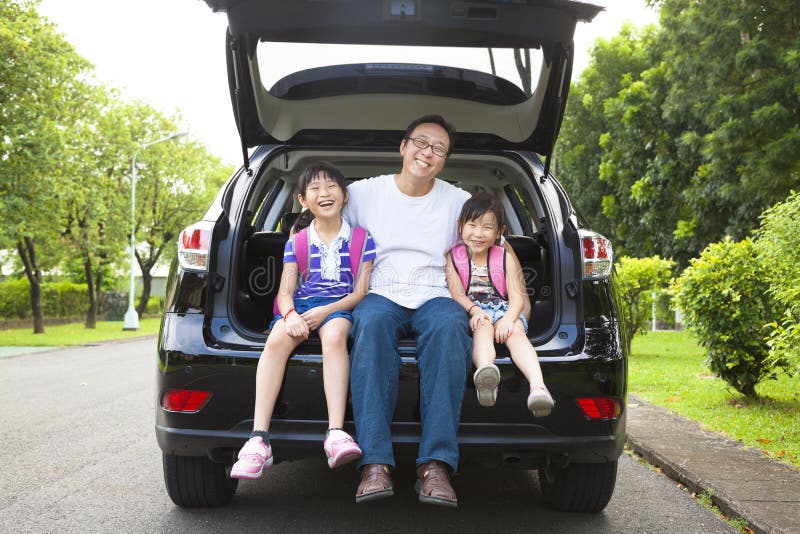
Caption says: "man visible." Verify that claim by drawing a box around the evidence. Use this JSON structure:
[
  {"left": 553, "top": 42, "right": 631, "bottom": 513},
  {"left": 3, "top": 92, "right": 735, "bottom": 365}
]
[{"left": 343, "top": 114, "right": 471, "bottom": 507}]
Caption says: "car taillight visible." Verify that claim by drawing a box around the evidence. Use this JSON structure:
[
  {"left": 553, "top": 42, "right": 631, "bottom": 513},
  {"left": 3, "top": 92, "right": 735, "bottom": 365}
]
[
  {"left": 576, "top": 397, "right": 621, "bottom": 420},
  {"left": 178, "top": 221, "right": 214, "bottom": 272},
  {"left": 161, "top": 389, "right": 212, "bottom": 413},
  {"left": 579, "top": 230, "right": 613, "bottom": 280}
]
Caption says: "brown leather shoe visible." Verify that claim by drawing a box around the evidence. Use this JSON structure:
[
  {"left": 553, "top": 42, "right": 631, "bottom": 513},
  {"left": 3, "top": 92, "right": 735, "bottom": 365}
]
[
  {"left": 355, "top": 464, "right": 394, "bottom": 503},
  {"left": 415, "top": 460, "right": 457, "bottom": 507}
]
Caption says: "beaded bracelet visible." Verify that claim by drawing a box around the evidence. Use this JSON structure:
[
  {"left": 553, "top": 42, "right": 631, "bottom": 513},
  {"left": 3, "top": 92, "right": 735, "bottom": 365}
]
[{"left": 283, "top": 308, "right": 297, "bottom": 320}]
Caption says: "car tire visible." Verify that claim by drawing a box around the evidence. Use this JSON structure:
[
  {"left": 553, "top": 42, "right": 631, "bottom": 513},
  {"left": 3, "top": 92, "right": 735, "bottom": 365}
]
[
  {"left": 538, "top": 460, "right": 618, "bottom": 513},
  {"left": 163, "top": 453, "right": 238, "bottom": 507}
]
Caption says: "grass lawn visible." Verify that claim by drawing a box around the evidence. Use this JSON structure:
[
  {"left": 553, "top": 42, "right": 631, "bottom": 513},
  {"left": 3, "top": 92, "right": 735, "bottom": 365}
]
[
  {"left": 0, "top": 318, "right": 161, "bottom": 346},
  {"left": 630, "top": 330, "right": 800, "bottom": 468}
]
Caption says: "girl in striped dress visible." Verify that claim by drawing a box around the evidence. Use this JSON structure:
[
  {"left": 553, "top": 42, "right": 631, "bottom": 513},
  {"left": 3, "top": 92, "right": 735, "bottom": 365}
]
[{"left": 231, "top": 162, "right": 376, "bottom": 479}]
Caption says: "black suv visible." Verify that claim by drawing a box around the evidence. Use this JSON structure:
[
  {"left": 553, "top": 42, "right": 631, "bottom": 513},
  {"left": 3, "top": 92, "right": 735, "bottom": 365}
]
[{"left": 157, "top": 0, "right": 626, "bottom": 513}]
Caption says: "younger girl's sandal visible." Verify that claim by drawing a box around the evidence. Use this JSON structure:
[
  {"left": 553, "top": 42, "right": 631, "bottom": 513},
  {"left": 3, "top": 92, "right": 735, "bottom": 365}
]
[
  {"left": 473, "top": 364, "right": 501, "bottom": 407},
  {"left": 527, "top": 385, "right": 555, "bottom": 417}
]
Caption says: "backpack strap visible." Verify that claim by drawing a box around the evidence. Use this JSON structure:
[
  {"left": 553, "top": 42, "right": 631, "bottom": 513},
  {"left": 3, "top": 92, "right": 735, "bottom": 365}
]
[
  {"left": 272, "top": 228, "right": 310, "bottom": 317},
  {"left": 451, "top": 243, "right": 471, "bottom": 292},
  {"left": 488, "top": 245, "right": 507, "bottom": 299},
  {"left": 293, "top": 227, "right": 311, "bottom": 280},
  {"left": 348, "top": 226, "right": 368, "bottom": 283}
]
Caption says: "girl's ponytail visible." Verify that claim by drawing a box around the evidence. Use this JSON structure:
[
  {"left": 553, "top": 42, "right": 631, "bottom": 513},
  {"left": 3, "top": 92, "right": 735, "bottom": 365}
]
[{"left": 291, "top": 210, "right": 315, "bottom": 234}]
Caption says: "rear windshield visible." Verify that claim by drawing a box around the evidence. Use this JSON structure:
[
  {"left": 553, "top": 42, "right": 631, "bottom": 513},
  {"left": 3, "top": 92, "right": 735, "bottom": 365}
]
[{"left": 256, "top": 43, "right": 543, "bottom": 97}]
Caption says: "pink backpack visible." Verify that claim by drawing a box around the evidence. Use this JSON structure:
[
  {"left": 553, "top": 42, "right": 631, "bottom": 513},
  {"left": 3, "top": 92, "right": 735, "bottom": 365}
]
[
  {"left": 272, "top": 226, "right": 368, "bottom": 315},
  {"left": 451, "top": 243, "right": 507, "bottom": 298}
]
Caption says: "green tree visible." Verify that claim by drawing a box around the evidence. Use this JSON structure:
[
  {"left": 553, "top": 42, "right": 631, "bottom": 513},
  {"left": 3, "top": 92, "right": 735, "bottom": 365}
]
[
  {"left": 659, "top": 0, "right": 800, "bottom": 248},
  {"left": 126, "top": 102, "right": 232, "bottom": 317},
  {"left": 615, "top": 255, "right": 675, "bottom": 354},
  {"left": 598, "top": 55, "right": 712, "bottom": 266},
  {"left": 59, "top": 91, "right": 132, "bottom": 328},
  {"left": 556, "top": 24, "right": 660, "bottom": 245},
  {"left": 561, "top": 1, "right": 799, "bottom": 264},
  {"left": 0, "top": 0, "right": 92, "bottom": 332}
]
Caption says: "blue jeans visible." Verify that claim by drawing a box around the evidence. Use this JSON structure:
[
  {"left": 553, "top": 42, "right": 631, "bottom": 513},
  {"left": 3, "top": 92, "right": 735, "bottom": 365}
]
[{"left": 349, "top": 293, "right": 471, "bottom": 472}]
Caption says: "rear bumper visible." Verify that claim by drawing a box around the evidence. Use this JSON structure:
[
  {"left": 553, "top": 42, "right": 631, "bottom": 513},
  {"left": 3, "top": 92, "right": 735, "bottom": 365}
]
[
  {"left": 157, "top": 313, "right": 626, "bottom": 469},
  {"left": 156, "top": 417, "right": 625, "bottom": 469}
]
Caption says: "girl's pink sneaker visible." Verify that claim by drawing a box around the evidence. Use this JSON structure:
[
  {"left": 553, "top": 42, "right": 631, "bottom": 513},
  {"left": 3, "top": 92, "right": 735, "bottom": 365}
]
[
  {"left": 323, "top": 429, "right": 363, "bottom": 469},
  {"left": 527, "top": 385, "right": 555, "bottom": 417},
  {"left": 230, "top": 436, "right": 273, "bottom": 479}
]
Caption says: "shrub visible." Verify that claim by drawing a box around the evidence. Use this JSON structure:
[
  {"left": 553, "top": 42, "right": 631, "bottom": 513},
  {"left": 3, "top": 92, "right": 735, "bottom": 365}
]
[
  {"left": 145, "top": 296, "right": 163, "bottom": 315},
  {"left": 0, "top": 278, "right": 32, "bottom": 318},
  {"left": 42, "top": 282, "right": 88, "bottom": 317},
  {"left": 0, "top": 279, "right": 88, "bottom": 319},
  {"left": 755, "top": 191, "right": 800, "bottom": 374},
  {"left": 615, "top": 255, "right": 675, "bottom": 354},
  {"left": 672, "top": 237, "right": 786, "bottom": 397}
]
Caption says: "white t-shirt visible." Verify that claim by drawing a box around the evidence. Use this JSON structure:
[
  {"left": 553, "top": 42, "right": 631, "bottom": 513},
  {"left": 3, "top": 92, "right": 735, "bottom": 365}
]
[{"left": 344, "top": 174, "right": 470, "bottom": 308}]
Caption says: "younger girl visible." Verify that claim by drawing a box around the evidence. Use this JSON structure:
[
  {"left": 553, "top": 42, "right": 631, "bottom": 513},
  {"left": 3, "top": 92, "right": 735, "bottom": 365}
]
[
  {"left": 231, "top": 162, "right": 376, "bottom": 479},
  {"left": 445, "top": 192, "right": 554, "bottom": 417}
]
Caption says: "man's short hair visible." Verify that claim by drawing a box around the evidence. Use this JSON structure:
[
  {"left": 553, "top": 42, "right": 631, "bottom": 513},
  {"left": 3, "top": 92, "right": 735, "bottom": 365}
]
[{"left": 403, "top": 114, "right": 456, "bottom": 156}]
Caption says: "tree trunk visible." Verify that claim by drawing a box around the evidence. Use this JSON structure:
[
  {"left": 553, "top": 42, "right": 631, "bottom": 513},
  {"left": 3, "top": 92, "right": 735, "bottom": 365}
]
[
  {"left": 136, "top": 243, "right": 164, "bottom": 318},
  {"left": 136, "top": 269, "right": 152, "bottom": 318},
  {"left": 16, "top": 237, "right": 45, "bottom": 334},
  {"left": 95, "top": 268, "right": 105, "bottom": 319},
  {"left": 83, "top": 253, "right": 97, "bottom": 329},
  {"left": 95, "top": 223, "right": 107, "bottom": 319},
  {"left": 740, "top": 383, "right": 758, "bottom": 399}
]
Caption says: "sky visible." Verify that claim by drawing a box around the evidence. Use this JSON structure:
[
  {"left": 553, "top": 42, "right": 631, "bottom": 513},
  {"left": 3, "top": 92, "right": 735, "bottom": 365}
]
[{"left": 37, "top": 0, "right": 659, "bottom": 166}]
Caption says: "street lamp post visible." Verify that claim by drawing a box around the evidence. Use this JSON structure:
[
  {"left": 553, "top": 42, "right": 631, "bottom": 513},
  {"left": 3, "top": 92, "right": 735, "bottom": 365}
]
[{"left": 123, "top": 131, "right": 188, "bottom": 331}]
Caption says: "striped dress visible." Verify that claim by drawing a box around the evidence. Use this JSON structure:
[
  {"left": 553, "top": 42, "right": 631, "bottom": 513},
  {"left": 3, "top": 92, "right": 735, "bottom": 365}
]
[{"left": 283, "top": 220, "right": 376, "bottom": 300}]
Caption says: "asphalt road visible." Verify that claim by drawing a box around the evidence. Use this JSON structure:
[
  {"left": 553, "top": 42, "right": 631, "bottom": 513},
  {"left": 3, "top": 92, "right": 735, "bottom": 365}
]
[{"left": 0, "top": 338, "right": 734, "bottom": 533}]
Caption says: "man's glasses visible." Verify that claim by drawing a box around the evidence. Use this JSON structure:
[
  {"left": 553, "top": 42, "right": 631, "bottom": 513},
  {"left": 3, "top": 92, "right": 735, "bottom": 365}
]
[{"left": 408, "top": 137, "right": 448, "bottom": 158}]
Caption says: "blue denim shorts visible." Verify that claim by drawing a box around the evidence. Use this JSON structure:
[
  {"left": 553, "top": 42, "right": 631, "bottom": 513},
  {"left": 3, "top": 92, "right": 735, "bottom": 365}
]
[
  {"left": 268, "top": 295, "right": 353, "bottom": 331},
  {"left": 476, "top": 300, "right": 529, "bottom": 334}
]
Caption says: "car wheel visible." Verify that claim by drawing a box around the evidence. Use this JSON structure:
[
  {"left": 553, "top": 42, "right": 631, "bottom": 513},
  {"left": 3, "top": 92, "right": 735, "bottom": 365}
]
[
  {"left": 538, "top": 460, "right": 618, "bottom": 513},
  {"left": 163, "top": 453, "right": 238, "bottom": 507}
]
